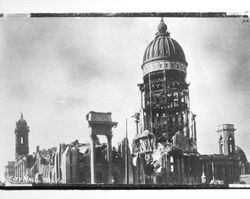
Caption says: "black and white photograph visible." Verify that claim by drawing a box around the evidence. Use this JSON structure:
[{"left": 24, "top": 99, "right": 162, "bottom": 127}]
[{"left": 0, "top": 3, "right": 250, "bottom": 191}]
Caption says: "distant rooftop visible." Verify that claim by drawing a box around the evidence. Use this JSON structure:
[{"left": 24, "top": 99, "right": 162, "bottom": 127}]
[
  {"left": 86, "top": 111, "right": 112, "bottom": 122},
  {"left": 217, "top": 124, "right": 236, "bottom": 132}
]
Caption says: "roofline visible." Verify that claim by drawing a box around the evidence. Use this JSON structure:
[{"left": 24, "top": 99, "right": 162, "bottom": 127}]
[{"left": 141, "top": 57, "right": 188, "bottom": 69}]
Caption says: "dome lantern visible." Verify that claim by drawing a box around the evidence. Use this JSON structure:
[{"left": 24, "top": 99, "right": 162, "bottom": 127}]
[{"left": 157, "top": 17, "right": 168, "bottom": 35}]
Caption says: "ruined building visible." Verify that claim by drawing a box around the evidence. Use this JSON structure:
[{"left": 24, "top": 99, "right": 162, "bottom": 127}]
[
  {"left": 132, "top": 18, "right": 200, "bottom": 184},
  {"left": 13, "top": 114, "right": 36, "bottom": 181},
  {"left": 132, "top": 18, "right": 250, "bottom": 185},
  {"left": 4, "top": 19, "right": 250, "bottom": 186},
  {"left": 5, "top": 113, "right": 133, "bottom": 185},
  {"left": 201, "top": 124, "right": 250, "bottom": 184},
  {"left": 85, "top": 111, "right": 133, "bottom": 184}
]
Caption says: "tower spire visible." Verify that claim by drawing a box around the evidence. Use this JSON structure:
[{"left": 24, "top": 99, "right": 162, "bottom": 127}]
[
  {"left": 15, "top": 113, "right": 29, "bottom": 158},
  {"left": 157, "top": 17, "right": 168, "bottom": 34}
]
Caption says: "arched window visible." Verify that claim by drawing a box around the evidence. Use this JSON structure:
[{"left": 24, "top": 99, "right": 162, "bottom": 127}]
[
  {"left": 170, "top": 156, "right": 174, "bottom": 163},
  {"left": 228, "top": 136, "right": 234, "bottom": 154},
  {"left": 170, "top": 165, "right": 174, "bottom": 172},
  {"left": 21, "top": 137, "right": 24, "bottom": 144},
  {"left": 170, "top": 156, "right": 174, "bottom": 172},
  {"left": 219, "top": 136, "right": 223, "bottom": 154}
]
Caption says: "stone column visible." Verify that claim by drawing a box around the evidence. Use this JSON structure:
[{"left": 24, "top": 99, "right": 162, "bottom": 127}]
[
  {"left": 18, "top": 164, "right": 20, "bottom": 179},
  {"left": 228, "top": 166, "right": 232, "bottom": 183},
  {"left": 222, "top": 165, "right": 226, "bottom": 183},
  {"left": 148, "top": 73, "right": 153, "bottom": 132},
  {"left": 21, "top": 162, "right": 23, "bottom": 179},
  {"left": 180, "top": 155, "right": 185, "bottom": 184},
  {"left": 233, "top": 166, "right": 236, "bottom": 182},
  {"left": 107, "top": 135, "right": 113, "bottom": 184},
  {"left": 175, "top": 154, "right": 179, "bottom": 183},
  {"left": 187, "top": 157, "right": 190, "bottom": 183},
  {"left": 193, "top": 117, "right": 197, "bottom": 141},
  {"left": 23, "top": 161, "right": 25, "bottom": 178},
  {"left": 18, "top": 164, "right": 20, "bottom": 178},
  {"left": 135, "top": 120, "right": 139, "bottom": 136},
  {"left": 90, "top": 134, "right": 96, "bottom": 184}
]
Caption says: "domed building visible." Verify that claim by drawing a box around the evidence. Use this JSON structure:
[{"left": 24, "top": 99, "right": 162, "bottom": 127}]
[
  {"left": 132, "top": 18, "right": 200, "bottom": 184},
  {"left": 4, "top": 18, "right": 249, "bottom": 187},
  {"left": 132, "top": 19, "right": 246, "bottom": 185},
  {"left": 138, "top": 18, "right": 196, "bottom": 145}
]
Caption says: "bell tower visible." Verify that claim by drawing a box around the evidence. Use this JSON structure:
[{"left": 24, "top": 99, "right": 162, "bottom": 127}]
[
  {"left": 15, "top": 113, "right": 29, "bottom": 158},
  {"left": 217, "top": 124, "right": 236, "bottom": 155}
]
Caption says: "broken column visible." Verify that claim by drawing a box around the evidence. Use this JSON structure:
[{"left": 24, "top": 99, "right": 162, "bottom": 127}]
[{"left": 86, "top": 111, "right": 118, "bottom": 184}]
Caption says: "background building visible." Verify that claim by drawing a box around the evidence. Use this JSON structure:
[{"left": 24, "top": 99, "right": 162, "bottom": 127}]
[
  {"left": 4, "top": 115, "right": 133, "bottom": 185},
  {"left": 12, "top": 114, "right": 36, "bottom": 182},
  {"left": 4, "top": 161, "right": 15, "bottom": 180}
]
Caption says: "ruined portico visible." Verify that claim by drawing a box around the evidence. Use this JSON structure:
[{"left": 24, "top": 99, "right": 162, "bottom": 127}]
[{"left": 86, "top": 111, "right": 118, "bottom": 184}]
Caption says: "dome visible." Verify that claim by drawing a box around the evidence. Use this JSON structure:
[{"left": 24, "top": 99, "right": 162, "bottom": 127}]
[
  {"left": 142, "top": 19, "right": 187, "bottom": 66},
  {"left": 235, "top": 146, "right": 248, "bottom": 163},
  {"left": 16, "top": 113, "right": 27, "bottom": 126}
]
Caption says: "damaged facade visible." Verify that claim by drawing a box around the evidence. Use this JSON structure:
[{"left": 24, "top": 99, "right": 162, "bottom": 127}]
[
  {"left": 5, "top": 113, "right": 133, "bottom": 185},
  {"left": 131, "top": 19, "right": 250, "bottom": 185},
  {"left": 4, "top": 19, "right": 250, "bottom": 186}
]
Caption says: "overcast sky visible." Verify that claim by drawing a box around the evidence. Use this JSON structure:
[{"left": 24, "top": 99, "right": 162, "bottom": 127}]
[{"left": 0, "top": 17, "right": 250, "bottom": 180}]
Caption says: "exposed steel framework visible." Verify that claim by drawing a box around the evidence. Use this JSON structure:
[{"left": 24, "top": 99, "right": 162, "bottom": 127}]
[{"left": 134, "top": 19, "right": 197, "bottom": 152}]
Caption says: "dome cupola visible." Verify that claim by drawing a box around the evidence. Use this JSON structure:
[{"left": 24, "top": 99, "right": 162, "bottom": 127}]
[
  {"left": 142, "top": 18, "right": 187, "bottom": 69},
  {"left": 16, "top": 113, "right": 27, "bottom": 126}
]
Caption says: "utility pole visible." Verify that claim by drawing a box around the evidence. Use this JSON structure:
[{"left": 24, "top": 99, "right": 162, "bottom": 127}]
[{"left": 124, "top": 118, "right": 128, "bottom": 184}]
